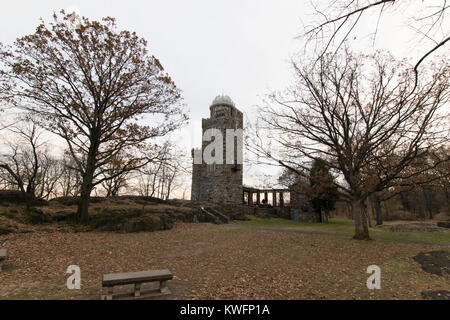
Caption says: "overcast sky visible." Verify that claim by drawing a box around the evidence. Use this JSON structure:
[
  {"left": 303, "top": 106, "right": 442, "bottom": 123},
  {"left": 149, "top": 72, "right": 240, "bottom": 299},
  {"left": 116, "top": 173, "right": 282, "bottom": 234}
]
[{"left": 1, "top": 1, "right": 448, "bottom": 191}]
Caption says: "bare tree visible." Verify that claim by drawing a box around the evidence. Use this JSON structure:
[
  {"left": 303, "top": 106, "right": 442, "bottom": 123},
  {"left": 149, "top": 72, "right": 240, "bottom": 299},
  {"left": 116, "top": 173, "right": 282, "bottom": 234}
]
[
  {"left": 133, "top": 142, "right": 189, "bottom": 200},
  {"left": 304, "top": 0, "right": 449, "bottom": 86},
  {"left": 0, "top": 122, "right": 61, "bottom": 200},
  {"left": 248, "top": 50, "right": 449, "bottom": 239},
  {"left": 161, "top": 155, "right": 190, "bottom": 200},
  {"left": 365, "top": 145, "right": 450, "bottom": 224},
  {"left": 0, "top": 123, "right": 43, "bottom": 197},
  {"left": 0, "top": 12, "right": 187, "bottom": 223},
  {"left": 35, "top": 152, "right": 64, "bottom": 200},
  {"left": 135, "top": 162, "right": 162, "bottom": 198},
  {"left": 428, "top": 145, "right": 450, "bottom": 205},
  {"left": 57, "top": 156, "right": 82, "bottom": 197},
  {"left": 0, "top": 42, "right": 9, "bottom": 114},
  {"left": 100, "top": 152, "right": 131, "bottom": 197}
]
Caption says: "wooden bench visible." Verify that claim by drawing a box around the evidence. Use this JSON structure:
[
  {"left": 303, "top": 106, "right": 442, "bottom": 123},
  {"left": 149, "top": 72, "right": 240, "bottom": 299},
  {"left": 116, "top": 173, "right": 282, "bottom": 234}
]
[
  {"left": 102, "top": 269, "right": 173, "bottom": 300},
  {"left": 0, "top": 249, "right": 7, "bottom": 272}
]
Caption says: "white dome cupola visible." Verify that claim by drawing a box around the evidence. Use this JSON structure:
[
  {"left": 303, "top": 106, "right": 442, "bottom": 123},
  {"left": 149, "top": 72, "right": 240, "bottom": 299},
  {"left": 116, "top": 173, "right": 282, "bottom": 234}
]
[{"left": 210, "top": 94, "right": 235, "bottom": 108}]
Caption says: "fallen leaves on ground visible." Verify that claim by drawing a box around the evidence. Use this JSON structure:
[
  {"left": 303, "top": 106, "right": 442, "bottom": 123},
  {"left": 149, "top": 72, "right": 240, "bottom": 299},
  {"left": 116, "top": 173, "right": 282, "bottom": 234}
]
[{"left": 0, "top": 223, "right": 448, "bottom": 299}]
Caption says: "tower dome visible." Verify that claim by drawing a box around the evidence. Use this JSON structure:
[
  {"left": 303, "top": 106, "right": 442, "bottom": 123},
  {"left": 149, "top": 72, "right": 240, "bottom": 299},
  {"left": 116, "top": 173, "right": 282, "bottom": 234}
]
[{"left": 210, "top": 94, "right": 235, "bottom": 108}]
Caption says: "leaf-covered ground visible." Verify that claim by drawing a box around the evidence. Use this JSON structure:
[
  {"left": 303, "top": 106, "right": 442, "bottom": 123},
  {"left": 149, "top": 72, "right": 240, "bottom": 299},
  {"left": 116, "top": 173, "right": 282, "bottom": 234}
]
[{"left": 0, "top": 223, "right": 448, "bottom": 299}]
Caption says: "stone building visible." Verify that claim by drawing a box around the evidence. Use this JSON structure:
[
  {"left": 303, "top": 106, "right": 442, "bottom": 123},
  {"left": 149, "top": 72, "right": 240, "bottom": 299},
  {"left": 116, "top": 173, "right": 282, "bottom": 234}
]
[{"left": 191, "top": 95, "right": 243, "bottom": 204}]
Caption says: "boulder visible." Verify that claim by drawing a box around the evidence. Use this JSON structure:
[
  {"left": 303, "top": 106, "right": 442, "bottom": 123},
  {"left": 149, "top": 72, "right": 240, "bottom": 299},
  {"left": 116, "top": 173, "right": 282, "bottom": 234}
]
[
  {"left": 88, "top": 207, "right": 175, "bottom": 232},
  {"left": 390, "top": 223, "right": 441, "bottom": 232},
  {"left": 0, "top": 222, "right": 16, "bottom": 235},
  {"left": 123, "top": 215, "right": 174, "bottom": 232},
  {"left": 421, "top": 290, "right": 450, "bottom": 300},
  {"left": 437, "top": 221, "right": 450, "bottom": 229},
  {"left": 52, "top": 210, "right": 75, "bottom": 222},
  {"left": 25, "top": 207, "right": 52, "bottom": 224},
  {"left": 413, "top": 251, "right": 449, "bottom": 276}
]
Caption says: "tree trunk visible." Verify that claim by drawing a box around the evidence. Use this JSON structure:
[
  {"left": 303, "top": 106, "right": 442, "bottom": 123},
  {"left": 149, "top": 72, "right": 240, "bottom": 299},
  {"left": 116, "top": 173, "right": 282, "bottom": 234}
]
[
  {"left": 445, "top": 187, "right": 449, "bottom": 206},
  {"left": 422, "top": 187, "right": 434, "bottom": 220},
  {"left": 372, "top": 194, "right": 383, "bottom": 225},
  {"left": 366, "top": 204, "right": 372, "bottom": 228},
  {"left": 77, "top": 188, "right": 91, "bottom": 225},
  {"left": 346, "top": 202, "right": 353, "bottom": 219},
  {"left": 76, "top": 156, "right": 96, "bottom": 225},
  {"left": 352, "top": 198, "right": 370, "bottom": 240}
]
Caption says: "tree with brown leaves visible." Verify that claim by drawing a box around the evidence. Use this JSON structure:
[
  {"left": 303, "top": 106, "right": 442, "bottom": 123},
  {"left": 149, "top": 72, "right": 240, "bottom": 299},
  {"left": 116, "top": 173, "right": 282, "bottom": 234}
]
[{"left": 0, "top": 11, "right": 187, "bottom": 224}]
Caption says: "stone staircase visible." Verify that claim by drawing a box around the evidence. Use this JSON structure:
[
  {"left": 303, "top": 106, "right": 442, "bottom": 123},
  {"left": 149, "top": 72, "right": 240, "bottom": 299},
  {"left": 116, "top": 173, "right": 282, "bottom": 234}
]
[{"left": 200, "top": 207, "right": 230, "bottom": 224}]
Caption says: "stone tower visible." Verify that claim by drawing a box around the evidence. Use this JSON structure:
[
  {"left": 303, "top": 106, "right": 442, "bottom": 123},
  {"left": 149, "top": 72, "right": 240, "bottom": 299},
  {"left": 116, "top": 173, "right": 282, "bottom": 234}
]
[{"left": 191, "top": 95, "right": 243, "bottom": 204}]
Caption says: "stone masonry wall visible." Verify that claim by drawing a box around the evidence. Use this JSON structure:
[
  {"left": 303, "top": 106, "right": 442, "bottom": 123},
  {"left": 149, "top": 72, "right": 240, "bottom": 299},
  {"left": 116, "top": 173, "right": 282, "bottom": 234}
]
[{"left": 191, "top": 100, "right": 243, "bottom": 205}]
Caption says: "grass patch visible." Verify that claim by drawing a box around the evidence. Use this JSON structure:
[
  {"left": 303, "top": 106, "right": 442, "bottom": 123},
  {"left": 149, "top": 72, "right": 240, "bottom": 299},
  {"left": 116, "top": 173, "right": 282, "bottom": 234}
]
[
  {"left": 234, "top": 216, "right": 450, "bottom": 244},
  {"left": 235, "top": 216, "right": 355, "bottom": 234}
]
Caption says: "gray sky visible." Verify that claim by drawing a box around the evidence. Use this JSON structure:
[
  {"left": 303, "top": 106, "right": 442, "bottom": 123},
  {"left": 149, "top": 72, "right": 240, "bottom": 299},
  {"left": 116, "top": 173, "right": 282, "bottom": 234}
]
[
  {"left": 1, "top": 1, "right": 448, "bottom": 192},
  {"left": 0, "top": 0, "right": 306, "bottom": 121}
]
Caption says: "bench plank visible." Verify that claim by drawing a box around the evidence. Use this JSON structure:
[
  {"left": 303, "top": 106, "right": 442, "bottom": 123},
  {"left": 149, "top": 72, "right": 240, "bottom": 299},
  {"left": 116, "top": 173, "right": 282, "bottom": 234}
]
[{"left": 102, "top": 269, "right": 172, "bottom": 287}]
